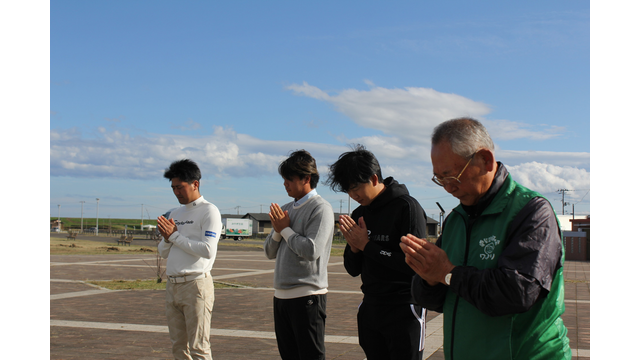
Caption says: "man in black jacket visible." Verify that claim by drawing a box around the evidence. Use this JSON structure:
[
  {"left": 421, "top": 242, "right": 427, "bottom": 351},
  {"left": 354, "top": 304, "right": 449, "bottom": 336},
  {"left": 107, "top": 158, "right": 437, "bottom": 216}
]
[{"left": 326, "top": 145, "right": 428, "bottom": 360}]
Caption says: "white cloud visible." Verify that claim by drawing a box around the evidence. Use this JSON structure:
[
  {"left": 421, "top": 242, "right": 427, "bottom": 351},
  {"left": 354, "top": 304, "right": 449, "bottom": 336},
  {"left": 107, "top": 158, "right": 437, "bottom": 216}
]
[
  {"left": 506, "top": 162, "right": 590, "bottom": 199},
  {"left": 483, "top": 119, "right": 564, "bottom": 141},
  {"left": 50, "top": 126, "right": 347, "bottom": 180},
  {"left": 286, "top": 82, "right": 563, "bottom": 143},
  {"left": 50, "top": 82, "right": 589, "bottom": 211},
  {"left": 498, "top": 150, "right": 590, "bottom": 171}
]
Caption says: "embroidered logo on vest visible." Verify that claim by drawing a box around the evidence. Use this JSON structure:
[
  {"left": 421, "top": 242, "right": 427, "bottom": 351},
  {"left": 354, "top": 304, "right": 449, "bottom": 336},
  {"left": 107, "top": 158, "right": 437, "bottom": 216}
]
[{"left": 479, "top": 235, "right": 500, "bottom": 260}]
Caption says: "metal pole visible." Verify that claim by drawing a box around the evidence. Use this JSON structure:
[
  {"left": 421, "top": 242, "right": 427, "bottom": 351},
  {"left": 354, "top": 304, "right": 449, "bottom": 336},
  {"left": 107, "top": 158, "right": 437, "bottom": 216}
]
[
  {"left": 80, "top": 201, "right": 85, "bottom": 232},
  {"left": 58, "top": 204, "right": 60, "bottom": 220},
  {"left": 436, "top": 202, "right": 446, "bottom": 237},
  {"left": 141, "top": 204, "right": 144, "bottom": 230},
  {"left": 96, "top": 198, "right": 100, "bottom": 235}
]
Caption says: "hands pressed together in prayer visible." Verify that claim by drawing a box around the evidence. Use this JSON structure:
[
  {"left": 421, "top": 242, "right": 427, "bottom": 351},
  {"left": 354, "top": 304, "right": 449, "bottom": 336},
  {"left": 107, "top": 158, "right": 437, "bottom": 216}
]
[
  {"left": 269, "top": 203, "right": 290, "bottom": 234},
  {"left": 339, "top": 215, "right": 369, "bottom": 253},
  {"left": 157, "top": 215, "right": 178, "bottom": 241},
  {"left": 400, "top": 234, "right": 455, "bottom": 286}
]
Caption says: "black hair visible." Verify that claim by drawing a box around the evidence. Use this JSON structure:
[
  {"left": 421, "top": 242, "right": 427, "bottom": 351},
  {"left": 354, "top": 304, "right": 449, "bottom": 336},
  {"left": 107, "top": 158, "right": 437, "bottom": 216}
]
[
  {"left": 163, "top": 159, "right": 202, "bottom": 184},
  {"left": 278, "top": 150, "right": 320, "bottom": 189},
  {"left": 325, "top": 144, "right": 383, "bottom": 193}
]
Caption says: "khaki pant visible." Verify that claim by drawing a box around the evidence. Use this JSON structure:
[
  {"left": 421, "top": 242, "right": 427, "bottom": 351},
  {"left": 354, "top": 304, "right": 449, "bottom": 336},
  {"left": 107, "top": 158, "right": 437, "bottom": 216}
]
[{"left": 165, "top": 276, "right": 215, "bottom": 360}]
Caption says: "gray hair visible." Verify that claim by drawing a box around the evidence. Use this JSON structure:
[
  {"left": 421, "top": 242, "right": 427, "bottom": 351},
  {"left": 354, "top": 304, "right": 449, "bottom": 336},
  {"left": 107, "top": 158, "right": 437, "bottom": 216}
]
[{"left": 431, "top": 117, "right": 495, "bottom": 158}]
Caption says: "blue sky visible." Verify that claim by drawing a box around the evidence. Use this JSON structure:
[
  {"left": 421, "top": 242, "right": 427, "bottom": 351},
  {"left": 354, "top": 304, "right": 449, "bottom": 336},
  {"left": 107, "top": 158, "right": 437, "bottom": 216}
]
[{"left": 49, "top": 1, "right": 590, "bottom": 221}]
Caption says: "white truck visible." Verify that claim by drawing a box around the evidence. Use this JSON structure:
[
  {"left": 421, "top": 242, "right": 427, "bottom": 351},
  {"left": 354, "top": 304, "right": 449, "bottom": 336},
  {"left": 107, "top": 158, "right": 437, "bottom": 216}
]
[{"left": 221, "top": 218, "right": 253, "bottom": 241}]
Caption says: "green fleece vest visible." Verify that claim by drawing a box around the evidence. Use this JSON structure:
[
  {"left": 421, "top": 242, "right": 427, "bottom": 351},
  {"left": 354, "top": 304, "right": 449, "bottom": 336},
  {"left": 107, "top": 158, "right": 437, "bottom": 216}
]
[{"left": 441, "top": 174, "right": 571, "bottom": 360}]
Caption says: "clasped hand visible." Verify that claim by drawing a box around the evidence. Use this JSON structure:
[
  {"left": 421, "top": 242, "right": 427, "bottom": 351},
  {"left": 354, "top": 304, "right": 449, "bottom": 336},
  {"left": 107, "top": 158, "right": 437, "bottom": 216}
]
[
  {"left": 400, "top": 234, "right": 455, "bottom": 286},
  {"left": 339, "top": 215, "right": 369, "bottom": 253},
  {"left": 269, "top": 203, "right": 290, "bottom": 234},
  {"left": 157, "top": 216, "right": 178, "bottom": 241}
]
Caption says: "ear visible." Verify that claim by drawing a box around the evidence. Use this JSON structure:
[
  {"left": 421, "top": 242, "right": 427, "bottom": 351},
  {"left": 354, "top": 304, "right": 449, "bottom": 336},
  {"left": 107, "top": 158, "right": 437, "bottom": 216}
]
[
  {"left": 370, "top": 174, "right": 380, "bottom": 186},
  {"left": 476, "top": 149, "right": 496, "bottom": 173},
  {"left": 192, "top": 180, "right": 200, "bottom": 191},
  {"left": 302, "top": 175, "right": 311, "bottom": 185}
]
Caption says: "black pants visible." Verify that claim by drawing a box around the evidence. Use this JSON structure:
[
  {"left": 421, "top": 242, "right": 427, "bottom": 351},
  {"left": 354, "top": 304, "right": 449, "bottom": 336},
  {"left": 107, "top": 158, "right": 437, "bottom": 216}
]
[
  {"left": 357, "top": 301, "right": 426, "bottom": 360},
  {"left": 273, "top": 294, "right": 327, "bottom": 360}
]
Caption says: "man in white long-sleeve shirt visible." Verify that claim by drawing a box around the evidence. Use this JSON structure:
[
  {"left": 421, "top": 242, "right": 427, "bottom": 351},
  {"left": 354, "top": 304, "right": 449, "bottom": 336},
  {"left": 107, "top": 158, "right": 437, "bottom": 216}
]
[{"left": 157, "top": 159, "right": 222, "bottom": 360}]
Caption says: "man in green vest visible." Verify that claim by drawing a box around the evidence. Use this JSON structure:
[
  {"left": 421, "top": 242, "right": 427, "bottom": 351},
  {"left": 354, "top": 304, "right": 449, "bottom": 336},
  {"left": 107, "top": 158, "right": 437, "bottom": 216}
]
[{"left": 400, "top": 117, "right": 571, "bottom": 360}]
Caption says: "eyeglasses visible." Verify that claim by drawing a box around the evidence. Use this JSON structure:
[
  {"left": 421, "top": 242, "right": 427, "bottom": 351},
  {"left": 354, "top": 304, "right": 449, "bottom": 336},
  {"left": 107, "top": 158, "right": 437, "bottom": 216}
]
[{"left": 432, "top": 152, "right": 476, "bottom": 187}]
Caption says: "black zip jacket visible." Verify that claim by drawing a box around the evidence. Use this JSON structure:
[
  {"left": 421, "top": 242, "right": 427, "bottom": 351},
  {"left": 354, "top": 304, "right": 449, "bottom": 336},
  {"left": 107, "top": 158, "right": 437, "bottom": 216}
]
[
  {"left": 344, "top": 177, "right": 427, "bottom": 304},
  {"left": 411, "top": 163, "right": 563, "bottom": 316}
]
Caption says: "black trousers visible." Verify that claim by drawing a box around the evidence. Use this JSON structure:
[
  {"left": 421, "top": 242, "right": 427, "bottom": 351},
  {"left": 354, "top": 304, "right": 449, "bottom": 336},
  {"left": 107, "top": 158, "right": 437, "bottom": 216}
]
[
  {"left": 357, "top": 301, "right": 426, "bottom": 360},
  {"left": 273, "top": 294, "right": 327, "bottom": 360}
]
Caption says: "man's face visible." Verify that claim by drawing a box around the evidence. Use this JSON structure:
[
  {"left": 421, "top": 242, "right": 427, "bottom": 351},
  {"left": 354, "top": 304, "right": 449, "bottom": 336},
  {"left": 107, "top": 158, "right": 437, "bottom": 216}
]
[
  {"left": 171, "top": 178, "right": 200, "bottom": 205},
  {"left": 431, "top": 141, "right": 485, "bottom": 206},
  {"left": 347, "top": 176, "right": 382, "bottom": 206},
  {"left": 283, "top": 175, "right": 310, "bottom": 200}
]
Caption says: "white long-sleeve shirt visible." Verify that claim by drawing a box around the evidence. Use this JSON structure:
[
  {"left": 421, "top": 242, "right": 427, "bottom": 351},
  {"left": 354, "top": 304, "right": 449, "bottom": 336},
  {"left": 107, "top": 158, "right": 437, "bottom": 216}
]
[{"left": 158, "top": 196, "right": 222, "bottom": 277}]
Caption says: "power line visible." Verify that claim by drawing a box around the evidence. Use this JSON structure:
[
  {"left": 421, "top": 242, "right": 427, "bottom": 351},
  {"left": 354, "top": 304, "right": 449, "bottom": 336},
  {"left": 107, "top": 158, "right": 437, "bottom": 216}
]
[{"left": 556, "top": 189, "right": 574, "bottom": 215}]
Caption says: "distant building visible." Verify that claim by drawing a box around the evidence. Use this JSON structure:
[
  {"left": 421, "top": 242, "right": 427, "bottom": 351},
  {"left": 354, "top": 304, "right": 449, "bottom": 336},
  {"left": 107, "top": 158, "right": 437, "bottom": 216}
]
[
  {"left": 425, "top": 216, "right": 439, "bottom": 238},
  {"left": 243, "top": 213, "right": 272, "bottom": 235},
  {"left": 51, "top": 219, "right": 63, "bottom": 232},
  {"left": 563, "top": 215, "right": 590, "bottom": 261},
  {"left": 569, "top": 216, "right": 590, "bottom": 232},
  {"left": 557, "top": 215, "right": 588, "bottom": 232}
]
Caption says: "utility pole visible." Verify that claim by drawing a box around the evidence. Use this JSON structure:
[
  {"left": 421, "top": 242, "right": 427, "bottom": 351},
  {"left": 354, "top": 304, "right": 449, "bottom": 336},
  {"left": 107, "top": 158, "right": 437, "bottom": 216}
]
[
  {"left": 556, "top": 189, "right": 573, "bottom": 215},
  {"left": 572, "top": 190, "right": 590, "bottom": 219},
  {"left": 141, "top": 204, "right": 144, "bottom": 230},
  {"left": 436, "top": 202, "right": 446, "bottom": 236},
  {"left": 96, "top": 198, "right": 100, "bottom": 235},
  {"left": 80, "top": 201, "right": 85, "bottom": 232},
  {"left": 339, "top": 199, "right": 344, "bottom": 213},
  {"left": 235, "top": 206, "right": 240, "bottom": 215},
  {"left": 57, "top": 204, "right": 61, "bottom": 220}
]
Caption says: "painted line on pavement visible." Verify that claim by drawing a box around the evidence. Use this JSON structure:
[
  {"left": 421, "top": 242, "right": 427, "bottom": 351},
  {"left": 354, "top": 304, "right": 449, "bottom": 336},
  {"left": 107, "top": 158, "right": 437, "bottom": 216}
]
[
  {"left": 49, "top": 317, "right": 588, "bottom": 358},
  {"left": 50, "top": 320, "right": 356, "bottom": 344},
  {"left": 51, "top": 258, "right": 155, "bottom": 266},
  {"left": 51, "top": 289, "right": 122, "bottom": 300}
]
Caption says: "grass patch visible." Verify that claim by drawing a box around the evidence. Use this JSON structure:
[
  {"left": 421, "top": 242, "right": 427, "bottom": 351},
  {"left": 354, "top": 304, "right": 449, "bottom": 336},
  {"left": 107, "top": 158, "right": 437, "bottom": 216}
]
[
  {"left": 51, "top": 217, "right": 157, "bottom": 231},
  {"left": 218, "top": 241, "right": 264, "bottom": 250},
  {"left": 51, "top": 237, "right": 158, "bottom": 255},
  {"left": 87, "top": 279, "right": 247, "bottom": 290},
  {"left": 330, "top": 247, "right": 345, "bottom": 257}
]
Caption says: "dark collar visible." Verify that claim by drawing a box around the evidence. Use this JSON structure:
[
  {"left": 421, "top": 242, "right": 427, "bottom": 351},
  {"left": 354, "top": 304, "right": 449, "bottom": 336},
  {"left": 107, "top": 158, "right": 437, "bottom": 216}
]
[{"left": 461, "top": 162, "right": 508, "bottom": 218}]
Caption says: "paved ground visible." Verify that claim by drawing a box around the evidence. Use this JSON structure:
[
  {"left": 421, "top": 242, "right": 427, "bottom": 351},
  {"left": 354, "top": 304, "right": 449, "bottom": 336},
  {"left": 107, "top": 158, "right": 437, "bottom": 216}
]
[{"left": 50, "top": 235, "right": 590, "bottom": 359}]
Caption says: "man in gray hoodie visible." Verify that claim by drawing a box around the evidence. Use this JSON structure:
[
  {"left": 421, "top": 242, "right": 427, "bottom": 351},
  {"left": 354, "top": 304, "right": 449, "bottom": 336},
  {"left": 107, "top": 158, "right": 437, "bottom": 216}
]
[{"left": 264, "top": 150, "right": 335, "bottom": 360}]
